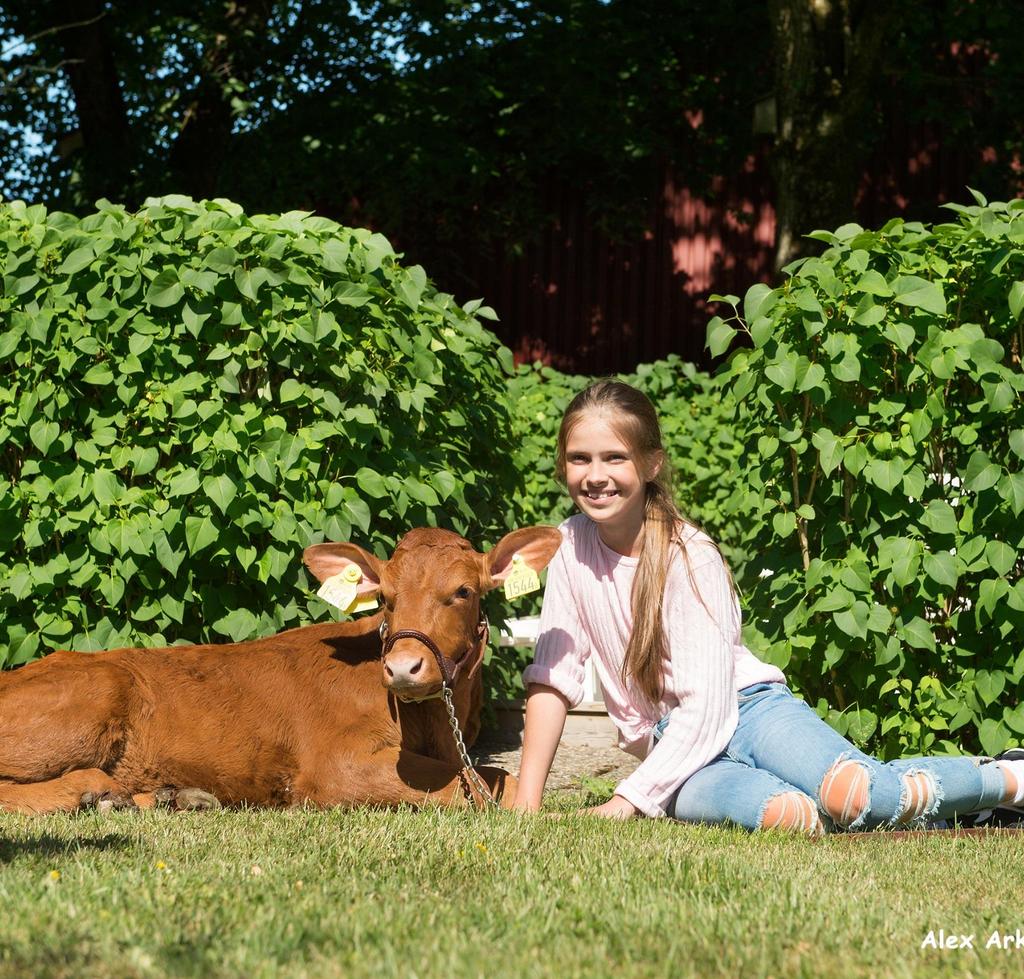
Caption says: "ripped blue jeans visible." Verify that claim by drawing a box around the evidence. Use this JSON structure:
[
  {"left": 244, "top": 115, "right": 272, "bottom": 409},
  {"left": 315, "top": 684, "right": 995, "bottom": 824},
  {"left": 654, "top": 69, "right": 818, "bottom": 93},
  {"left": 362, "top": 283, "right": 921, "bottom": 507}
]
[{"left": 653, "top": 682, "right": 1009, "bottom": 832}]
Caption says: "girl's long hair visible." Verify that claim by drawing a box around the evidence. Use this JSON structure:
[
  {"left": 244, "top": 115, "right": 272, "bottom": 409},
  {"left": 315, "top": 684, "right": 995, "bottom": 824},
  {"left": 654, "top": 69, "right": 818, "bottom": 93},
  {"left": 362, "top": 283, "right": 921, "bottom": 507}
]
[{"left": 556, "top": 380, "right": 719, "bottom": 707}]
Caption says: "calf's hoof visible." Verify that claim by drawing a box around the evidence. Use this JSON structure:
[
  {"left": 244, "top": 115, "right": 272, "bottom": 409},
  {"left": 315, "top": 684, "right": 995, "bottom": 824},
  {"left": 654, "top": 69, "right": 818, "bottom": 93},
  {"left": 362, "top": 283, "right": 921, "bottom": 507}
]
[
  {"left": 80, "top": 790, "right": 136, "bottom": 814},
  {"left": 153, "top": 786, "right": 221, "bottom": 811},
  {"left": 175, "top": 788, "right": 221, "bottom": 811},
  {"left": 473, "top": 766, "right": 518, "bottom": 809},
  {"left": 495, "top": 771, "right": 518, "bottom": 809},
  {"left": 154, "top": 786, "right": 178, "bottom": 809}
]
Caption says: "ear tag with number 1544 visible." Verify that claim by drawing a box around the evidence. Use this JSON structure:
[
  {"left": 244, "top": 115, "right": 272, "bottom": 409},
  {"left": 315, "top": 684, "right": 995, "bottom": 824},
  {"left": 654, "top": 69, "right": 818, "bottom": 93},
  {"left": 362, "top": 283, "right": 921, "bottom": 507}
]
[{"left": 504, "top": 554, "right": 540, "bottom": 600}]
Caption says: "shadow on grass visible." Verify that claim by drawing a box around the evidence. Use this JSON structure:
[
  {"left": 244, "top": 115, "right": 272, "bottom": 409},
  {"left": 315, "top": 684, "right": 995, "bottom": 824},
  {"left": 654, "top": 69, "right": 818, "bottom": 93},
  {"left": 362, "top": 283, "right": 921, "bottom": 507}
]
[{"left": 0, "top": 832, "right": 131, "bottom": 863}]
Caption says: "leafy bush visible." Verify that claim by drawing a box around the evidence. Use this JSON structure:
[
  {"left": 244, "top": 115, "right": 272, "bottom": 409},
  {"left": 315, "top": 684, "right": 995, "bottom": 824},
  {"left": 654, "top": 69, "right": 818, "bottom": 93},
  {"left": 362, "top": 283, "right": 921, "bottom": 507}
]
[
  {"left": 708, "top": 192, "right": 1024, "bottom": 758},
  {"left": 0, "top": 196, "right": 519, "bottom": 667}
]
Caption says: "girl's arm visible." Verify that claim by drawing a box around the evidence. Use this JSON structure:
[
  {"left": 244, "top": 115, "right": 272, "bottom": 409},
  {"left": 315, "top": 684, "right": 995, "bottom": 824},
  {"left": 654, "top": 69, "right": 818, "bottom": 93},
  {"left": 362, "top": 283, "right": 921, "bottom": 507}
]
[
  {"left": 513, "top": 683, "right": 570, "bottom": 811},
  {"left": 515, "top": 684, "right": 639, "bottom": 818}
]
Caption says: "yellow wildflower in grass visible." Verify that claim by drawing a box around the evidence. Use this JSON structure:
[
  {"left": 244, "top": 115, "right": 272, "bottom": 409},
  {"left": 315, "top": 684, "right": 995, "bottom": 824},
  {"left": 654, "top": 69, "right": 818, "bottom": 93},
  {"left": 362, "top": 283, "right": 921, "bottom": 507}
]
[
  {"left": 155, "top": 861, "right": 167, "bottom": 871},
  {"left": 48, "top": 870, "right": 60, "bottom": 881}
]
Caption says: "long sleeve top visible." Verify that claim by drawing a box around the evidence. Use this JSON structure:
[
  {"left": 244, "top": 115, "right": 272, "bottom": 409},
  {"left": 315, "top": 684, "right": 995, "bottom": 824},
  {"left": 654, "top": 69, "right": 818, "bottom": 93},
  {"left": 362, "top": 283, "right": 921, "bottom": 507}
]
[{"left": 522, "top": 514, "right": 787, "bottom": 818}]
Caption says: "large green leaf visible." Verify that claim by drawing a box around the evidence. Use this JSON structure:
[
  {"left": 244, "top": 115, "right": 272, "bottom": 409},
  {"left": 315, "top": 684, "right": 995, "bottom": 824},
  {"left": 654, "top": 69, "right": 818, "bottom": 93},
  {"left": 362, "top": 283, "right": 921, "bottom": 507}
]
[
  {"left": 203, "top": 475, "right": 238, "bottom": 515},
  {"left": 706, "top": 316, "right": 736, "bottom": 357},
  {"left": 811, "top": 428, "right": 843, "bottom": 475},
  {"left": 893, "top": 275, "right": 946, "bottom": 315},
  {"left": 91, "top": 469, "right": 120, "bottom": 505},
  {"left": 984, "top": 539, "right": 1016, "bottom": 577},
  {"left": 28, "top": 419, "right": 59, "bottom": 455},
  {"left": 211, "top": 607, "right": 260, "bottom": 642},
  {"left": 57, "top": 246, "right": 95, "bottom": 275},
  {"left": 146, "top": 269, "right": 185, "bottom": 307},
  {"left": 185, "top": 515, "right": 219, "bottom": 554},
  {"left": 901, "top": 617, "right": 935, "bottom": 651},
  {"left": 356, "top": 468, "right": 388, "bottom": 499},
  {"left": 1009, "top": 281, "right": 1024, "bottom": 320},
  {"left": 978, "top": 719, "right": 1010, "bottom": 757},
  {"left": 920, "top": 500, "right": 957, "bottom": 535},
  {"left": 923, "top": 550, "right": 957, "bottom": 589},
  {"left": 743, "top": 283, "right": 776, "bottom": 323}
]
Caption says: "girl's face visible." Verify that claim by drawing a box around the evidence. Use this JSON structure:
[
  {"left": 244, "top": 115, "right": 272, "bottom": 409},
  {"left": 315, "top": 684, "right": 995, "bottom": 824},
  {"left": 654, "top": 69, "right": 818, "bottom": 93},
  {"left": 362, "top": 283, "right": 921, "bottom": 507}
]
[{"left": 563, "top": 412, "right": 661, "bottom": 531}]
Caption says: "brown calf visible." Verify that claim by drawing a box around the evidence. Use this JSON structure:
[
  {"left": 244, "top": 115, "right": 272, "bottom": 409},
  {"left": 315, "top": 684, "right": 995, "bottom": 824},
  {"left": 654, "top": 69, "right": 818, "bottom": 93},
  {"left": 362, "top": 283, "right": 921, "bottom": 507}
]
[{"left": 0, "top": 525, "right": 562, "bottom": 815}]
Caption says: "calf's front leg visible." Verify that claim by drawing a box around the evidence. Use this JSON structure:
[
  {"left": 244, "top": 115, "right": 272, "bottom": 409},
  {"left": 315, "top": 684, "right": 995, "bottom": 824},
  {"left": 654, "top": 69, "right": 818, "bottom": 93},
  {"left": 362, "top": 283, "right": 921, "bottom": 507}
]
[{"left": 0, "top": 769, "right": 133, "bottom": 815}]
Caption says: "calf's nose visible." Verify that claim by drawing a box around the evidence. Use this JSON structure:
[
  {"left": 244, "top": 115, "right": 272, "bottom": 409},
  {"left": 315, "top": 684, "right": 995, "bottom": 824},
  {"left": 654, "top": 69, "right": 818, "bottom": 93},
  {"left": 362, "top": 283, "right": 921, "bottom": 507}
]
[{"left": 384, "top": 656, "right": 425, "bottom": 685}]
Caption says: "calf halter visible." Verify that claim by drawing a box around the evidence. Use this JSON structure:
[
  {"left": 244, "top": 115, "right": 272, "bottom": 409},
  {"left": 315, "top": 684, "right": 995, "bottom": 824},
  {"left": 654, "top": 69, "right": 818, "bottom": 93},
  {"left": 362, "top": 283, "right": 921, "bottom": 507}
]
[
  {"left": 379, "top": 616, "right": 498, "bottom": 810},
  {"left": 379, "top": 617, "right": 488, "bottom": 688}
]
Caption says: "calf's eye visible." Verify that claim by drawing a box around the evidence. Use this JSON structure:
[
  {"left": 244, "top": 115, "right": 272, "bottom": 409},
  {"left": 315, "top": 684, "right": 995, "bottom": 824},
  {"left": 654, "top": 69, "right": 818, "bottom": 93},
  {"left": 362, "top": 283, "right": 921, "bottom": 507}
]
[{"left": 454, "top": 586, "right": 472, "bottom": 600}]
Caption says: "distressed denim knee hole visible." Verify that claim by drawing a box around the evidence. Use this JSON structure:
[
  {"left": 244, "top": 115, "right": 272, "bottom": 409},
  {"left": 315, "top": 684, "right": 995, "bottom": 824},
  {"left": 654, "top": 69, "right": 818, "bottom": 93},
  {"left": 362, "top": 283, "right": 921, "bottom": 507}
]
[
  {"left": 759, "top": 791, "right": 823, "bottom": 835},
  {"left": 897, "top": 769, "right": 942, "bottom": 824},
  {"left": 819, "top": 756, "right": 871, "bottom": 829},
  {"left": 994, "top": 762, "right": 1019, "bottom": 802}
]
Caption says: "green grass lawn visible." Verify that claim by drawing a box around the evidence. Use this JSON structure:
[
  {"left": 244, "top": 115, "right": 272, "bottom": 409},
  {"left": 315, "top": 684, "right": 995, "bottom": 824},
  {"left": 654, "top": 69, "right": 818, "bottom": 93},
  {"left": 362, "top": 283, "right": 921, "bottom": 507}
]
[{"left": 1, "top": 794, "right": 1022, "bottom": 979}]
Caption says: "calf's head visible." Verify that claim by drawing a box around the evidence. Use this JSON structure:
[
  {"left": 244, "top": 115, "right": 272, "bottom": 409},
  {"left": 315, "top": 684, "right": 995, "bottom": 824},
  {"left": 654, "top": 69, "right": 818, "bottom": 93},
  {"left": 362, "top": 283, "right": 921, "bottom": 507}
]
[{"left": 304, "top": 526, "right": 562, "bottom": 700}]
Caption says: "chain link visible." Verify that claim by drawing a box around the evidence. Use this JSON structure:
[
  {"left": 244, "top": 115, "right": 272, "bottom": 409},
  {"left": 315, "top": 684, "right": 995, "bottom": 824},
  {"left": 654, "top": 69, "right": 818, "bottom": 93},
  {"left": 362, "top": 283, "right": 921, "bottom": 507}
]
[{"left": 442, "top": 685, "right": 499, "bottom": 809}]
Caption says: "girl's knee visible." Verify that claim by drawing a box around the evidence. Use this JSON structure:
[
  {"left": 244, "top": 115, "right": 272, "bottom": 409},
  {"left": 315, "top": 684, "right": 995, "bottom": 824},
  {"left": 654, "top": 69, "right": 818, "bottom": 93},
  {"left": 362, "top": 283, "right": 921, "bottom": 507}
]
[
  {"left": 819, "top": 758, "right": 870, "bottom": 828},
  {"left": 898, "top": 769, "right": 938, "bottom": 822},
  {"left": 760, "top": 791, "right": 824, "bottom": 835},
  {"left": 997, "top": 762, "right": 1019, "bottom": 802}
]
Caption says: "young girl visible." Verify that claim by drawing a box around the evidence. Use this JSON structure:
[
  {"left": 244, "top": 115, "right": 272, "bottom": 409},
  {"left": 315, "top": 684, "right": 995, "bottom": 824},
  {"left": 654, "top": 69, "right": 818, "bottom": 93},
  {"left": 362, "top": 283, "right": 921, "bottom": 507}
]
[{"left": 513, "top": 379, "right": 1024, "bottom": 832}]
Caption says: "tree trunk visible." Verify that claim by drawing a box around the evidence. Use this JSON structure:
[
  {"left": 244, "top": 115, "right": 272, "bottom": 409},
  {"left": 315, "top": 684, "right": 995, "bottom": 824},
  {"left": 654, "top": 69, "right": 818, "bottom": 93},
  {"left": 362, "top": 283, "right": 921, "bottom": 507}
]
[
  {"left": 767, "top": 0, "right": 896, "bottom": 270},
  {"left": 47, "top": 0, "right": 136, "bottom": 206},
  {"left": 166, "top": 1, "right": 274, "bottom": 200}
]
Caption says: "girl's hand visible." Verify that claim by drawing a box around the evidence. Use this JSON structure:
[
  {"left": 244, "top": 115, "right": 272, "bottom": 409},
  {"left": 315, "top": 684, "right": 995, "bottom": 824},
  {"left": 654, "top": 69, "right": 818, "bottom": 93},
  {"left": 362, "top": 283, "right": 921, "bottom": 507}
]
[{"left": 583, "top": 795, "right": 639, "bottom": 819}]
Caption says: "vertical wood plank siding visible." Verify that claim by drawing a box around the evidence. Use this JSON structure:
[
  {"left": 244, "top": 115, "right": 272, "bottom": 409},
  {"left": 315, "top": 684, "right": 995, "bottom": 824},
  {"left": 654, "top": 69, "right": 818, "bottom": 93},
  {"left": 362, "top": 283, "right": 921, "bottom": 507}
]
[{"left": 458, "top": 159, "right": 776, "bottom": 375}]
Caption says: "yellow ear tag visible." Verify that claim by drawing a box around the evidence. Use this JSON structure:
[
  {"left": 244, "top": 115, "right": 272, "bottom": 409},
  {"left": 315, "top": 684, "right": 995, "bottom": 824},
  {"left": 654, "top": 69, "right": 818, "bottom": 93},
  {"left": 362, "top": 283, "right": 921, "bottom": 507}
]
[
  {"left": 346, "top": 593, "right": 379, "bottom": 614},
  {"left": 503, "top": 553, "right": 540, "bottom": 601},
  {"left": 317, "top": 564, "right": 377, "bottom": 614}
]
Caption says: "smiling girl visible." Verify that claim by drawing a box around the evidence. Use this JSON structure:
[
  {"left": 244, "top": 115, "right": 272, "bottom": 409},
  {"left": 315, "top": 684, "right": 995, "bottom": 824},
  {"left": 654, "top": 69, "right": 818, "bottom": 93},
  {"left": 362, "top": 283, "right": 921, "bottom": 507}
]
[{"left": 513, "top": 380, "right": 1024, "bottom": 831}]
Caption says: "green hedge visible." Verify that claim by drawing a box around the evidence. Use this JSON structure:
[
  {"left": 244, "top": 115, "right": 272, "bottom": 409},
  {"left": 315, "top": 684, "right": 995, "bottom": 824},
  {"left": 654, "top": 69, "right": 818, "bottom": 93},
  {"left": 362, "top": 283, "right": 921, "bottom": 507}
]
[
  {"left": 0, "top": 196, "right": 520, "bottom": 667},
  {"left": 709, "top": 192, "right": 1024, "bottom": 758}
]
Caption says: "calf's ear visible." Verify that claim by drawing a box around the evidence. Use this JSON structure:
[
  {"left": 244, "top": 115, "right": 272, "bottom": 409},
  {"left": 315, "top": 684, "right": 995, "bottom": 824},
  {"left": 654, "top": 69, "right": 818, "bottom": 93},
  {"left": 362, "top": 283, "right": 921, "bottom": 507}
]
[
  {"left": 484, "top": 526, "right": 563, "bottom": 589},
  {"left": 303, "top": 542, "right": 382, "bottom": 595}
]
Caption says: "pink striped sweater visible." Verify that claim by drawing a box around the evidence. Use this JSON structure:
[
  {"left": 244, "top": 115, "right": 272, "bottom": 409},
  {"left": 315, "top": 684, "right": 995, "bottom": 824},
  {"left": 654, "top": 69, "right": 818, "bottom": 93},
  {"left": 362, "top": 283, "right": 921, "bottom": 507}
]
[{"left": 522, "top": 514, "right": 787, "bottom": 817}]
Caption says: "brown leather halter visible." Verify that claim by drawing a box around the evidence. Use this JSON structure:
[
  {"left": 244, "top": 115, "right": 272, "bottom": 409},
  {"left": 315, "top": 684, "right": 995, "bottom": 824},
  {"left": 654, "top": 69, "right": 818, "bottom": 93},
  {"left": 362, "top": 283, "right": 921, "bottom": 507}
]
[{"left": 379, "top": 617, "right": 489, "bottom": 689}]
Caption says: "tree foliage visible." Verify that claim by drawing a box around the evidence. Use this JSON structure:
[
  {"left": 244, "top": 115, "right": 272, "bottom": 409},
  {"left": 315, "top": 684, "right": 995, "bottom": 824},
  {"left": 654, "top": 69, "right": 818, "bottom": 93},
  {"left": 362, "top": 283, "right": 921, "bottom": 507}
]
[
  {"left": 767, "top": 0, "right": 1024, "bottom": 267},
  {"left": 0, "top": 1, "right": 766, "bottom": 246},
  {"left": 3, "top": 1, "right": 1020, "bottom": 275}
]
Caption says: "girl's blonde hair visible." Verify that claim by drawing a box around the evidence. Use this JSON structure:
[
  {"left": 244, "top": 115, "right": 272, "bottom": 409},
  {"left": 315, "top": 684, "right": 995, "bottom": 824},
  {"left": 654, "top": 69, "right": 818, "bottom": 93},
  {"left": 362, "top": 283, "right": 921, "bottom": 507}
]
[{"left": 556, "top": 379, "right": 721, "bottom": 706}]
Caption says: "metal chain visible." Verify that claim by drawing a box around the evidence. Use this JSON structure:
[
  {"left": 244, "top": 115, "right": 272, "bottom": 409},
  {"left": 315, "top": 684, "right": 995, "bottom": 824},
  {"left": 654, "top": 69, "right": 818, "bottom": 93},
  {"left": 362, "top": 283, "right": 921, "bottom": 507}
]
[{"left": 441, "top": 684, "right": 499, "bottom": 810}]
